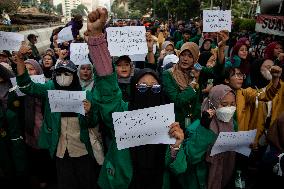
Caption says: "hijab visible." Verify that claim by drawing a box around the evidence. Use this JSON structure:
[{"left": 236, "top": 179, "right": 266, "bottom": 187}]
[
  {"left": 25, "top": 59, "right": 43, "bottom": 75},
  {"left": 171, "top": 42, "right": 199, "bottom": 90},
  {"left": 77, "top": 63, "right": 95, "bottom": 91},
  {"left": 128, "top": 68, "right": 164, "bottom": 111},
  {"left": 24, "top": 59, "right": 44, "bottom": 142},
  {"left": 202, "top": 84, "right": 236, "bottom": 189},
  {"left": 128, "top": 68, "right": 166, "bottom": 189}
]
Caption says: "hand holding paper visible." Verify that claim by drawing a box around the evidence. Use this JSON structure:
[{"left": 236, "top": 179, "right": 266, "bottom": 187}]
[
  {"left": 48, "top": 90, "right": 86, "bottom": 115},
  {"left": 112, "top": 103, "right": 176, "bottom": 150},
  {"left": 210, "top": 129, "right": 257, "bottom": 157}
]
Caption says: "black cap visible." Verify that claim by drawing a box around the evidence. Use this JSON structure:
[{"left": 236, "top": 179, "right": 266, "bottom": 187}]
[
  {"left": 55, "top": 60, "right": 77, "bottom": 73},
  {"left": 115, "top": 55, "right": 131, "bottom": 65}
]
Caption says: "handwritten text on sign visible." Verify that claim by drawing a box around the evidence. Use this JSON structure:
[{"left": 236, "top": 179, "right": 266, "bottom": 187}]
[
  {"left": 0, "top": 31, "right": 24, "bottom": 51},
  {"left": 203, "top": 10, "right": 231, "bottom": 32},
  {"left": 106, "top": 26, "right": 148, "bottom": 56},
  {"left": 70, "top": 43, "right": 91, "bottom": 65},
  {"left": 47, "top": 90, "right": 86, "bottom": 115},
  {"left": 10, "top": 75, "right": 45, "bottom": 96},
  {"left": 112, "top": 103, "right": 176, "bottom": 150},
  {"left": 210, "top": 129, "right": 256, "bottom": 157}
]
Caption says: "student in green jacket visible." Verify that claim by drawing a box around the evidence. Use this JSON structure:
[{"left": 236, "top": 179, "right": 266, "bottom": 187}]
[
  {"left": 85, "top": 8, "right": 184, "bottom": 189},
  {"left": 0, "top": 63, "right": 28, "bottom": 188},
  {"left": 162, "top": 31, "right": 229, "bottom": 130},
  {"left": 175, "top": 24, "right": 202, "bottom": 50},
  {"left": 15, "top": 47, "right": 100, "bottom": 189},
  {"left": 115, "top": 55, "right": 134, "bottom": 102},
  {"left": 166, "top": 84, "right": 237, "bottom": 189}
]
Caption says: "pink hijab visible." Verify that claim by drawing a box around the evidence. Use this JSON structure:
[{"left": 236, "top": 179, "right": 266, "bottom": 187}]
[{"left": 202, "top": 84, "right": 236, "bottom": 189}]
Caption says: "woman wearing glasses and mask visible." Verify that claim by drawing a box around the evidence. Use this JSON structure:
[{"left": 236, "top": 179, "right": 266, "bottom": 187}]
[{"left": 85, "top": 8, "right": 184, "bottom": 189}]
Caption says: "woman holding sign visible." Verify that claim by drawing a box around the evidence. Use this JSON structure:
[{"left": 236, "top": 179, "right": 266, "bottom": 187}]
[
  {"left": 165, "top": 84, "right": 237, "bottom": 189},
  {"left": 15, "top": 49, "right": 101, "bottom": 189},
  {"left": 85, "top": 8, "right": 184, "bottom": 189}
]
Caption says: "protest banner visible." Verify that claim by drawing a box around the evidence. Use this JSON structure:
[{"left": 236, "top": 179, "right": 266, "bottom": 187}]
[
  {"left": 48, "top": 90, "right": 86, "bottom": 115},
  {"left": 255, "top": 14, "right": 284, "bottom": 36},
  {"left": 112, "top": 103, "right": 176, "bottom": 150},
  {"left": 106, "top": 26, "right": 148, "bottom": 56}
]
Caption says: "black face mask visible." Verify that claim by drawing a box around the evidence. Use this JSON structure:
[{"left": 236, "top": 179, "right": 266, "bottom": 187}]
[{"left": 129, "top": 89, "right": 163, "bottom": 111}]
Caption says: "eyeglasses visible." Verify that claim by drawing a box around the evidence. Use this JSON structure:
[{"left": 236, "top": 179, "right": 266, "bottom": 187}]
[
  {"left": 136, "top": 83, "right": 161, "bottom": 93},
  {"left": 232, "top": 73, "right": 246, "bottom": 79}
]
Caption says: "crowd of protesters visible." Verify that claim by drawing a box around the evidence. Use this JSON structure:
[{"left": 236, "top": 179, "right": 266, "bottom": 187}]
[{"left": 0, "top": 7, "right": 284, "bottom": 189}]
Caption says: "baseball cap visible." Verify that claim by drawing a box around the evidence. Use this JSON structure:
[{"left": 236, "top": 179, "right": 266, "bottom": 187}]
[
  {"left": 0, "top": 50, "right": 8, "bottom": 57},
  {"left": 163, "top": 54, "right": 179, "bottom": 67},
  {"left": 54, "top": 60, "right": 77, "bottom": 73}
]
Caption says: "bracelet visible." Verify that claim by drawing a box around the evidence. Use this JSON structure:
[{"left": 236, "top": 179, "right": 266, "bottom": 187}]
[{"left": 170, "top": 144, "right": 181, "bottom": 150}]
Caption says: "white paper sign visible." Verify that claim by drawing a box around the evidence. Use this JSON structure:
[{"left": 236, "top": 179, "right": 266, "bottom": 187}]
[
  {"left": 57, "top": 26, "right": 73, "bottom": 43},
  {"left": 129, "top": 54, "right": 147, "bottom": 62},
  {"left": 48, "top": 90, "right": 86, "bottom": 115},
  {"left": 70, "top": 43, "right": 91, "bottom": 65},
  {"left": 10, "top": 75, "right": 46, "bottom": 96},
  {"left": 210, "top": 129, "right": 257, "bottom": 157},
  {"left": 106, "top": 26, "right": 148, "bottom": 56},
  {"left": 112, "top": 103, "right": 176, "bottom": 150},
  {"left": 0, "top": 31, "right": 24, "bottom": 51},
  {"left": 203, "top": 10, "right": 231, "bottom": 32}
]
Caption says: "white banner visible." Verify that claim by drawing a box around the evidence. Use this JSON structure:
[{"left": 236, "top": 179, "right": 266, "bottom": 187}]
[{"left": 112, "top": 103, "right": 176, "bottom": 150}]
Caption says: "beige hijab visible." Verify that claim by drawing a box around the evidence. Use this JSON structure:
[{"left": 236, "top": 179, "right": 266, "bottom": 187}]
[{"left": 170, "top": 42, "right": 199, "bottom": 90}]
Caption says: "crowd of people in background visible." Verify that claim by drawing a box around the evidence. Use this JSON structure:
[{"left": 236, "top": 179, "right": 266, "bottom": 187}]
[{"left": 1, "top": 7, "right": 284, "bottom": 189}]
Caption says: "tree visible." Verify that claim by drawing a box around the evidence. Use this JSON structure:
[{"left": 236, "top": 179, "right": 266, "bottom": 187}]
[
  {"left": 0, "top": 0, "right": 21, "bottom": 14},
  {"left": 111, "top": 0, "right": 128, "bottom": 18},
  {"left": 40, "top": 0, "right": 53, "bottom": 14},
  {"left": 128, "top": 0, "right": 152, "bottom": 15},
  {"left": 129, "top": 10, "right": 142, "bottom": 19},
  {"left": 56, "top": 3, "right": 63, "bottom": 15},
  {"left": 71, "top": 4, "right": 88, "bottom": 16}
]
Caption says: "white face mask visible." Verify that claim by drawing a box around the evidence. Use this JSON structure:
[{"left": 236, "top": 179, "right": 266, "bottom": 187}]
[
  {"left": 56, "top": 73, "right": 73, "bottom": 87},
  {"left": 261, "top": 69, "right": 272, "bottom": 81},
  {"left": 216, "top": 106, "right": 236, "bottom": 122}
]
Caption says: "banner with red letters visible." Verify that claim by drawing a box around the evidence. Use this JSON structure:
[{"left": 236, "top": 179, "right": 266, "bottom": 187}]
[{"left": 255, "top": 14, "right": 284, "bottom": 36}]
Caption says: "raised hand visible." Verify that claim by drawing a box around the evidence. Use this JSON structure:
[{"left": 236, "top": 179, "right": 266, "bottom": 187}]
[
  {"left": 217, "top": 30, "right": 229, "bottom": 47},
  {"left": 85, "top": 7, "right": 108, "bottom": 41}
]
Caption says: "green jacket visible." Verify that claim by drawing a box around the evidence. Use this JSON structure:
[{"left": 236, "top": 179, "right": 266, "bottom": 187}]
[
  {"left": 164, "top": 120, "right": 216, "bottom": 189},
  {"left": 16, "top": 70, "right": 99, "bottom": 157},
  {"left": 162, "top": 65, "right": 223, "bottom": 129},
  {"left": 175, "top": 34, "right": 202, "bottom": 50},
  {"left": 94, "top": 73, "right": 184, "bottom": 189},
  {"left": 93, "top": 73, "right": 131, "bottom": 189},
  {"left": 0, "top": 91, "right": 28, "bottom": 176},
  {"left": 162, "top": 71, "right": 200, "bottom": 129}
]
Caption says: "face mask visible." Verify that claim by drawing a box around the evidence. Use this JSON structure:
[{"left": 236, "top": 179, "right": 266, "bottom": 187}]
[
  {"left": 261, "top": 69, "right": 272, "bottom": 81},
  {"left": 216, "top": 106, "right": 236, "bottom": 122},
  {"left": 56, "top": 73, "right": 73, "bottom": 86}
]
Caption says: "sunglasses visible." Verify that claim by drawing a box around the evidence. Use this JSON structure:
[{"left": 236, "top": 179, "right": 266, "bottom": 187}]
[{"left": 136, "top": 83, "right": 161, "bottom": 93}]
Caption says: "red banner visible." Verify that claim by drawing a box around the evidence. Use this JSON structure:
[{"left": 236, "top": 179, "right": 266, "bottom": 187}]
[{"left": 255, "top": 14, "right": 284, "bottom": 36}]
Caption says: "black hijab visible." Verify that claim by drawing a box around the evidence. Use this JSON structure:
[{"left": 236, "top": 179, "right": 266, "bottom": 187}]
[
  {"left": 128, "top": 68, "right": 164, "bottom": 111},
  {"left": 128, "top": 68, "right": 167, "bottom": 189},
  {"left": 53, "top": 68, "right": 82, "bottom": 117},
  {"left": 198, "top": 51, "right": 212, "bottom": 66}
]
